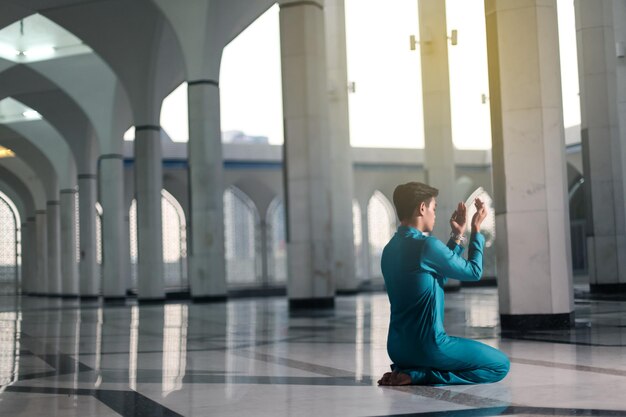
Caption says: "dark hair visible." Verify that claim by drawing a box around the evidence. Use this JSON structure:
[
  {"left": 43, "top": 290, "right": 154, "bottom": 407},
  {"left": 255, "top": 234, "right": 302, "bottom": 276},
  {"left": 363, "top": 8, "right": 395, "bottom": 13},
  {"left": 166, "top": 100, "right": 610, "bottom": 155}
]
[{"left": 392, "top": 182, "right": 439, "bottom": 221}]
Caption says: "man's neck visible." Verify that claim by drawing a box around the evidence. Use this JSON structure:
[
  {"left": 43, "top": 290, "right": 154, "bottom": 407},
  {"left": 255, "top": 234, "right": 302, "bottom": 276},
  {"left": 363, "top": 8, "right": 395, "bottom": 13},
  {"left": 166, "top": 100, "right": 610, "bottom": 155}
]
[{"left": 400, "top": 218, "right": 426, "bottom": 233}]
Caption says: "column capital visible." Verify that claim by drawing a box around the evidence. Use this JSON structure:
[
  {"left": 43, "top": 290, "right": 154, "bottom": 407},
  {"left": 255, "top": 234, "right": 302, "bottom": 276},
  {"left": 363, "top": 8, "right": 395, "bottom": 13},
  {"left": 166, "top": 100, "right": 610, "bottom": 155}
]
[{"left": 78, "top": 174, "right": 97, "bottom": 180}]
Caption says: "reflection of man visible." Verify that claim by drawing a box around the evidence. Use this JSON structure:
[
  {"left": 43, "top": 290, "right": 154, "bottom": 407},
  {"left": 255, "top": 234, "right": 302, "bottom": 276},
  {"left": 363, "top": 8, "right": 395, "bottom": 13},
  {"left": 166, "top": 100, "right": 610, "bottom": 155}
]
[{"left": 378, "top": 182, "right": 509, "bottom": 386}]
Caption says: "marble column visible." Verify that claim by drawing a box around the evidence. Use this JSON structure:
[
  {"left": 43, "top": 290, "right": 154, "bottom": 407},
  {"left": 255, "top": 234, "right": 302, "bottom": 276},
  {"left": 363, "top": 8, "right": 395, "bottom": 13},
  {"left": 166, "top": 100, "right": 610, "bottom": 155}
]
[
  {"left": 575, "top": 0, "right": 626, "bottom": 292},
  {"left": 325, "top": 0, "right": 357, "bottom": 293},
  {"left": 60, "top": 189, "right": 79, "bottom": 296},
  {"left": 418, "top": 0, "right": 457, "bottom": 242},
  {"left": 100, "top": 155, "right": 126, "bottom": 299},
  {"left": 78, "top": 174, "right": 99, "bottom": 298},
  {"left": 187, "top": 81, "right": 227, "bottom": 300},
  {"left": 46, "top": 200, "right": 62, "bottom": 296},
  {"left": 134, "top": 126, "right": 165, "bottom": 300},
  {"left": 280, "top": 0, "right": 335, "bottom": 308},
  {"left": 485, "top": 0, "right": 574, "bottom": 329},
  {"left": 35, "top": 211, "right": 47, "bottom": 295}
]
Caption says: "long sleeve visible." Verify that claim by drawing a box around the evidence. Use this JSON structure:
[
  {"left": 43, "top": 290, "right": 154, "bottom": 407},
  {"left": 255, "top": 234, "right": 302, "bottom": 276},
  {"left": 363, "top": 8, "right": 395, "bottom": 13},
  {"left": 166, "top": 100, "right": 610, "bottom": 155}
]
[
  {"left": 422, "top": 233, "right": 485, "bottom": 282},
  {"left": 446, "top": 238, "right": 465, "bottom": 256}
]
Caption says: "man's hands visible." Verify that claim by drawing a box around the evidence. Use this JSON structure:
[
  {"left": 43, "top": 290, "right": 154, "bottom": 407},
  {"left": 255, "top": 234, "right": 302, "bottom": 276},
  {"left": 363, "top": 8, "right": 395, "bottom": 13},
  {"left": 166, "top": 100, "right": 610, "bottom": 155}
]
[
  {"left": 450, "top": 201, "right": 467, "bottom": 236},
  {"left": 450, "top": 198, "right": 489, "bottom": 237},
  {"left": 471, "top": 198, "right": 488, "bottom": 233}
]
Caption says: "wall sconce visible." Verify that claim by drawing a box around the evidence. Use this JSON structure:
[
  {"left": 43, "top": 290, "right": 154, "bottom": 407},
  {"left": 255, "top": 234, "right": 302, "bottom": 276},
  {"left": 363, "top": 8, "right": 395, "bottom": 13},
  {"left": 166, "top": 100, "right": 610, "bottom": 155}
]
[
  {"left": 448, "top": 29, "right": 458, "bottom": 46},
  {"left": 409, "top": 29, "right": 457, "bottom": 50}
]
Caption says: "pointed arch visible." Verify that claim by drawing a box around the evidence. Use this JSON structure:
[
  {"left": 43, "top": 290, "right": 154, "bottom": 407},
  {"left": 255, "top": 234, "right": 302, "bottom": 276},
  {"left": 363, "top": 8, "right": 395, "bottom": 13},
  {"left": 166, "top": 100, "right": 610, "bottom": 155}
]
[
  {"left": 0, "top": 191, "right": 20, "bottom": 294},
  {"left": 161, "top": 189, "right": 188, "bottom": 289},
  {"left": 223, "top": 186, "right": 262, "bottom": 286},
  {"left": 352, "top": 199, "right": 365, "bottom": 280},
  {"left": 266, "top": 196, "right": 286, "bottom": 285},
  {"left": 367, "top": 191, "right": 395, "bottom": 280},
  {"left": 129, "top": 190, "right": 188, "bottom": 292}
]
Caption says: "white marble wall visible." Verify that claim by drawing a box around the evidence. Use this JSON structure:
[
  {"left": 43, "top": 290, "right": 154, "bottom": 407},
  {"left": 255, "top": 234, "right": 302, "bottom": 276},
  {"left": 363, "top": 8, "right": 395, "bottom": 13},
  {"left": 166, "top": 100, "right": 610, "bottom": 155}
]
[{"left": 485, "top": 0, "right": 574, "bottom": 317}]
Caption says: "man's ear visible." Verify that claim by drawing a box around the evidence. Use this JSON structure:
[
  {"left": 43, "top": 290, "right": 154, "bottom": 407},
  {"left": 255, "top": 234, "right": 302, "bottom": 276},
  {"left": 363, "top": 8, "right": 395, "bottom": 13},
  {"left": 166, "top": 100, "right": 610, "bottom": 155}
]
[{"left": 416, "top": 202, "right": 426, "bottom": 217}]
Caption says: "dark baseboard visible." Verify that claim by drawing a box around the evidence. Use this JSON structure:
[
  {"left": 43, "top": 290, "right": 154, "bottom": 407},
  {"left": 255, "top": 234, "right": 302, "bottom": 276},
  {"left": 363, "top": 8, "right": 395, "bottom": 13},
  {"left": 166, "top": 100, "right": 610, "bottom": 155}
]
[
  {"left": 461, "top": 277, "right": 497, "bottom": 287},
  {"left": 589, "top": 283, "right": 626, "bottom": 294},
  {"left": 166, "top": 291, "right": 191, "bottom": 300},
  {"left": 137, "top": 298, "right": 166, "bottom": 305},
  {"left": 103, "top": 296, "right": 127, "bottom": 305},
  {"left": 192, "top": 295, "right": 228, "bottom": 303},
  {"left": 336, "top": 289, "right": 359, "bottom": 296},
  {"left": 289, "top": 297, "right": 334, "bottom": 309},
  {"left": 59, "top": 294, "right": 79, "bottom": 299},
  {"left": 501, "top": 311, "right": 575, "bottom": 332}
]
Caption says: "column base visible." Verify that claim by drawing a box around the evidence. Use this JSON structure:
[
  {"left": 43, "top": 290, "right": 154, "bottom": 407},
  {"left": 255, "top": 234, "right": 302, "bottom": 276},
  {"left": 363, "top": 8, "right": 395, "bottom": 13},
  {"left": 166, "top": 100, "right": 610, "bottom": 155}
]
[
  {"left": 590, "top": 283, "right": 626, "bottom": 293},
  {"left": 500, "top": 311, "right": 574, "bottom": 331},
  {"left": 289, "top": 297, "right": 335, "bottom": 309},
  {"left": 192, "top": 295, "right": 227, "bottom": 303}
]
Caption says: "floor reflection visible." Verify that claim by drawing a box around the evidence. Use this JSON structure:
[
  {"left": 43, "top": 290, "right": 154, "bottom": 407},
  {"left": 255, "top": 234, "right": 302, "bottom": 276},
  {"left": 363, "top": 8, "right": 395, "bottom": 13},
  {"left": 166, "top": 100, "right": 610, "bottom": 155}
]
[{"left": 0, "top": 290, "right": 623, "bottom": 416}]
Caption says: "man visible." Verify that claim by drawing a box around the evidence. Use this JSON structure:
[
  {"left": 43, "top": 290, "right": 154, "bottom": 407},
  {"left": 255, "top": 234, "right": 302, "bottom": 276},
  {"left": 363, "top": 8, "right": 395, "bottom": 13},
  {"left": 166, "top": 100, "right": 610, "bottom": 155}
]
[{"left": 378, "top": 182, "right": 509, "bottom": 386}]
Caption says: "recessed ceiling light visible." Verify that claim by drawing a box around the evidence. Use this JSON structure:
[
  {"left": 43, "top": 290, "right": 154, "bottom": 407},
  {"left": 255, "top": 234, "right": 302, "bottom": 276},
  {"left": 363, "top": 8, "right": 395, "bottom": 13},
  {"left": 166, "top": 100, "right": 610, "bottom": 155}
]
[
  {"left": 22, "top": 109, "right": 40, "bottom": 119},
  {"left": 0, "top": 44, "right": 19, "bottom": 57},
  {"left": 22, "top": 45, "right": 55, "bottom": 58},
  {"left": 0, "top": 146, "right": 15, "bottom": 158}
]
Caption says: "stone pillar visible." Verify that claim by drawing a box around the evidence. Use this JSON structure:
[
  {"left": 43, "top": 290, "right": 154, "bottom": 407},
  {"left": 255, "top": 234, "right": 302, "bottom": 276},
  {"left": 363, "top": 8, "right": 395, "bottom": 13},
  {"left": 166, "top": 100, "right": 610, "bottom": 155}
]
[
  {"left": 325, "top": 0, "right": 357, "bottom": 293},
  {"left": 27, "top": 217, "right": 37, "bottom": 294},
  {"left": 280, "top": 0, "right": 335, "bottom": 308},
  {"left": 418, "top": 0, "right": 457, "bottom": 241},
  {"left": 100, "top": 155, "right": 126, "bottom": 299},
  {"left": 485, "top": 0, "right": 574, "bottom": 329},
  {"left": 60, "top": 189, "right": 79, "bottom": 296},
  {"left": 575, "top": 0, "right": 626, "bottom": 292},
  {"left": 35, "top": 210, "right": 47, "bottom": 295},
  {"left": 46, "top": 200, "right": 62, "bottom": 296},
  {"left": 21, "top": 220, "right": 32, "bottom": 294},
  {"left": 78, "top": 174, "right": 99, "bottom": 298},
  {"left": 187, "top": 81, "right": 227, "bottom": 300},
  {"left": 134, "top": 125, "right": 165, "bottom": 300}
]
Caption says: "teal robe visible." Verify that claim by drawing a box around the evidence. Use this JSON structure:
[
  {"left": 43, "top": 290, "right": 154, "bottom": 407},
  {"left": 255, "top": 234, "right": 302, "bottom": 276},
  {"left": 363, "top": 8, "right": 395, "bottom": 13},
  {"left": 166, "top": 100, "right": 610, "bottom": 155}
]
[{"left": 381, "top": 225, "right": 510, "bottom": 385}]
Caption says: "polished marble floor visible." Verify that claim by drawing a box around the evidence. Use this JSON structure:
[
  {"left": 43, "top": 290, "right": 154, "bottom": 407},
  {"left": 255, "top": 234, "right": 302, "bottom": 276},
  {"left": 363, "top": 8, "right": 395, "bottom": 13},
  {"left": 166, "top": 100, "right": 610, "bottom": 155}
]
[{"left": 0, "top": 286, "right": 625, "bottom": 416}]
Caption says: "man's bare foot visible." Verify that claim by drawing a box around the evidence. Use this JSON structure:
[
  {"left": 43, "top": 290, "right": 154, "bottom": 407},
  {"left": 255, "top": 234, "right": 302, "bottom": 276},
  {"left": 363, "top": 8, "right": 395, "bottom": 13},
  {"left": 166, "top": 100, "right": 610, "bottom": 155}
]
[
  {"left": 377, "top": 372, "right": 392, "bottom": 385},
  {"left": 378, "top": 370, "right": 411, "bottom": 386}
]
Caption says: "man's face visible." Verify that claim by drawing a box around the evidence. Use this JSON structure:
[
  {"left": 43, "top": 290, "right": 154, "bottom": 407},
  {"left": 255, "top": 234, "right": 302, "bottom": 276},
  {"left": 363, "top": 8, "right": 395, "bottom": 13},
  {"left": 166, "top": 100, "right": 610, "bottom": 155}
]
[{"left": 422, "top": 197, "right": 437, "bottom": 233}]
